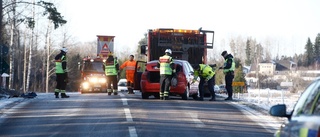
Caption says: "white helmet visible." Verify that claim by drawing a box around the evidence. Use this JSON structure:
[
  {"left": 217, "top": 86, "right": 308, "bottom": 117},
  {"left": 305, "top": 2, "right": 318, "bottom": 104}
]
[
  {"left": 165, "top": 49, "right": 172, "bottom": 54},
  {"left": 61, "top": 47, "right": 68, "bottom": 53}
]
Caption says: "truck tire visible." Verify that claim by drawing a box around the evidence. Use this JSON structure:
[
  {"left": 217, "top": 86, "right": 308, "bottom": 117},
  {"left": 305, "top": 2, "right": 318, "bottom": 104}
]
[{"left": 181, "top": 86, "right": 189, "bottom": 100}]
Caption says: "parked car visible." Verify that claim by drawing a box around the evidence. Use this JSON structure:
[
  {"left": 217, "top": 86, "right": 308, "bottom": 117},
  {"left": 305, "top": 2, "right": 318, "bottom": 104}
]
[
  {"left": 269, "top": 78, "right": 320, "bottom": 137},
  {"left": 218, "top": 84, "right": 227, "bottom": 94},
  {"left": 140, "top": 60, "right": 199, "bottom": 100},
  {"left": 214, "top": 85, "right": 220, "bottom": 93},
  {"left": 118, "top": 79, "right": 127, "bottom": 91}
]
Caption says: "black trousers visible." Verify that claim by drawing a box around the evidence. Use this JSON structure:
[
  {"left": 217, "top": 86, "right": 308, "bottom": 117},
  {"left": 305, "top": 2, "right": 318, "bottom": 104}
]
[
  {"left": 198, "top": 76, "right": 215, "bottom": 99},
  {"left": 160, "top": 74, "right": 172, "bottom": 96},
  {"left": 106, "top": 75, "right": 118, "bottom": 90},
  {"left": 56, "top": 73, "right": 67, "bottom": 91},
  {"left": 225, "top": 73, "right": 234, "bottom": 98}
]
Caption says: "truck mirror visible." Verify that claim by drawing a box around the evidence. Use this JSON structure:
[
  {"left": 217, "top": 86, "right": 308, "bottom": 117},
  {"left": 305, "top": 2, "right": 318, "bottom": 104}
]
[{"left": 140, "top": 45, "right": 147, "bottom": 55}]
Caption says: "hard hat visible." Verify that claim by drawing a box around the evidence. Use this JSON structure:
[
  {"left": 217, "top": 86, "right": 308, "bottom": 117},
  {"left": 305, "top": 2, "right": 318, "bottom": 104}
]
[
  {"left": 165, "top": 49, "right": 172, "bottom": 54},
  {"left": 61, "top": 47, "right": 68, "bottom": 53},
  {"left": 108, "top": 52, "right": 113, "bottom": 57},
  {"left": 171, "top": 77, "right": 178, "bottom": 87}
]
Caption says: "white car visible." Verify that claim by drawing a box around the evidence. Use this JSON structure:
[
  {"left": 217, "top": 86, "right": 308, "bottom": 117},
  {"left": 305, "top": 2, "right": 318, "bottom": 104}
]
[{"left": 118, "top": 79, "right": 128, "bottom": 91}]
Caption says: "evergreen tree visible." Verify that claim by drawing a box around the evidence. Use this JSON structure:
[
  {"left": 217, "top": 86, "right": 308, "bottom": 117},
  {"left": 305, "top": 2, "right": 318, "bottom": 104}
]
[
  {"left": 304, "top": 38, "right": 314, "bottom": 66},
  {"left": 245, "top": 38, "right": 251, "bottom": 66},
  {"left": 314, "top": 33, "right": 320, "bottom": 64}
]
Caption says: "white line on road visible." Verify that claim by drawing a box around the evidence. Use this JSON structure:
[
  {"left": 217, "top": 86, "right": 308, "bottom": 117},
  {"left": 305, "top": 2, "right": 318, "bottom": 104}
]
[
  {"left": 188, "top": 112, "right": 205, "bottom": 128},
  {"left": 129, "top": 126, "right": 138, "bottom": 137},
  {"left": 124, "top": 108, "right": 133, "bottom": 122}
]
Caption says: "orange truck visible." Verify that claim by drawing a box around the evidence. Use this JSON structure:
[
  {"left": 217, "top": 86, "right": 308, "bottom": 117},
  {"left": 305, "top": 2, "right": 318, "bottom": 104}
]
[{"left": 79, "top": 35, "right": 115, "bottom": 93}]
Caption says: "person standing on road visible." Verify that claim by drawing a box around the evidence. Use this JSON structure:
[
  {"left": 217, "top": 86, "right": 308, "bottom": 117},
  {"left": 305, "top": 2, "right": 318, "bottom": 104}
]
[
  {"left": 157, "top": 49, "right": 175, "bottom": 100},
  {"left": 120, "top": 55, "right": 138, "bottom": 94},
  {"left": 219, "top": 51, "right": 235, "bottom": 100},
  {"left": 54, "top": 47, "right": 70, "bottom": 98},
  {"left": 192, "top": 64, "right": 216, "bottom": 101},
  {"left": 103, "top": 53, "right": 119, "bottom": 95}
]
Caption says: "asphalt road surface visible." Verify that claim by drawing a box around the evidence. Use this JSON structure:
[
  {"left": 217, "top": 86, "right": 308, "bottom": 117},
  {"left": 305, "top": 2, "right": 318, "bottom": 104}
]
[{"left": 0, "top": 92, "right": 276, "bottom": 137}]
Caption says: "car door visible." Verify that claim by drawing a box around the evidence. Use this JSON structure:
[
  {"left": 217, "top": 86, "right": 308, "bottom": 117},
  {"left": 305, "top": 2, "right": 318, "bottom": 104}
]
[
  {"left": 133, "top": 61, "right": 147, "bottom": 90},
  {"left": 281, "top": 80, "right": 320, "bottom": 137}
]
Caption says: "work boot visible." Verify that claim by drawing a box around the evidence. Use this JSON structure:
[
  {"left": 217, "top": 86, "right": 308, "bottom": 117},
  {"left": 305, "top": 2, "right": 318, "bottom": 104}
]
[
  {"left": 163, "top": 96, "right": 169, "bottom": 100},
  {"left": 113, "top": 92, "right": 118, "bottom": 95},
  {"left": 197, "top": 98, "right": 204, "bottom": 101},
  {"left": 107, "top": 89, "right": 112, "bottom": 96},
  {"left": 209, "top": 97, "right": 216, "bottom": 101},
  {"left": 54, "top": 92, "right": 59, "bottom": 98},
  {"left": 127, "top": 88, "right": 134, "bottom": 94},
  {"left": 160, "top": 97, "right": 164, "bottom": 100},
  {"left": 225, "top": 97, "right": 232, "bottom": 101},
  {"left": 61, "top": 93, "right": 70, "bottom": 98}
]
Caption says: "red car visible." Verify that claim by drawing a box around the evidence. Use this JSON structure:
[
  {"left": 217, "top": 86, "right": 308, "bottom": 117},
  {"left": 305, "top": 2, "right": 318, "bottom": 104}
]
[{"left": 139, "top": 60, "right": 199, "bottom": 100}]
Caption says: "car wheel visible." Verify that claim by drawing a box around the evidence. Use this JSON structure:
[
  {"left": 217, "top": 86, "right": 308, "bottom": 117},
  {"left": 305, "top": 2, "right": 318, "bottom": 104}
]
[
  {"left": 181, "top": 86, "right": 189, "bottom": 100},
  {"left": 141, "top": 92, "right": 149, "bottom": 99}
]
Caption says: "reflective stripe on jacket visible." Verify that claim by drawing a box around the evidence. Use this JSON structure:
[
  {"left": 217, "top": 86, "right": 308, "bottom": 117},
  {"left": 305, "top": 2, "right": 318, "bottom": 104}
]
[{"left": 159, "top": 55, "right": 173, "bottom": 75}]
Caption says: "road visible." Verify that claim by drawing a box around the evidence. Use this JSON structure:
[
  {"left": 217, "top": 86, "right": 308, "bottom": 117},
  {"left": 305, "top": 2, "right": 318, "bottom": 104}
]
[{"left": 0, "top": 92, "right": 278, "bottom": 137}]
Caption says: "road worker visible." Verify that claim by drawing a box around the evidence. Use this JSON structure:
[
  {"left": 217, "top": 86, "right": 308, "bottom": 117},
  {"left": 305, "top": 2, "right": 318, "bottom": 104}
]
[
  {"left": 193, "top": 64, "right": 216, "bottom": 101},
  {"left": 103, "top": 52, "right": 119, "bottom": 95},
  {"left": 120, "top": 55, "right": 138, "bottom": 94},
  {"left": 157, "top": 49, "right": 175, "bottom": 100},
  {"left": 54, "top": 47, "right": 70, "bottom": 98},
  {"left": 219, "top": 51, "right": 235, "bottom": 100}
]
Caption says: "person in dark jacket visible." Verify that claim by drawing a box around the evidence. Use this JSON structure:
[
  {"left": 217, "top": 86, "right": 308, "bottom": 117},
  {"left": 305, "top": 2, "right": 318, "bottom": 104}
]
[
  {"left": 54, "top": 47, "right": 70, "bottom": 98},
  {"left": 219, "top": 51, "right": 235, "bottom": 100}
]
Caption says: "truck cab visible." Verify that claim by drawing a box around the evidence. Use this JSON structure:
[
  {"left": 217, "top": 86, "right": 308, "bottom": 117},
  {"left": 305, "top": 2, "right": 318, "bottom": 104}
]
[{"left": 79, "top": 56, "right": 107, "bottom": 93}]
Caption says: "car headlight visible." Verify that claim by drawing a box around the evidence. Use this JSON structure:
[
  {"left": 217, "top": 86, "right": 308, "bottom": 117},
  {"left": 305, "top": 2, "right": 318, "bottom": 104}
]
[
  {"left": 99, "top": 78, "right": 107, "bottom": 83},
  {"left": 82, "top": 82, "right": 90, "bottom": 89},
  {"left": 89, "top": 77, "right": 98, "bottom": 83}
]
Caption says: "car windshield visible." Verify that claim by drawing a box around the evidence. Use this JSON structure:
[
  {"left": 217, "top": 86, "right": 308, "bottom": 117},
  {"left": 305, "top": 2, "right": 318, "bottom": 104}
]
[{"left": 83, "top": 61, "right": 104, "bottom": 73}]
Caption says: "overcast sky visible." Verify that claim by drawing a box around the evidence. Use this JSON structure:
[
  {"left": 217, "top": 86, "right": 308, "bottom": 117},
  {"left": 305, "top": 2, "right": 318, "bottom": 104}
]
[{"left": 56, "top": 0, "right": 320, "bottom": 58}]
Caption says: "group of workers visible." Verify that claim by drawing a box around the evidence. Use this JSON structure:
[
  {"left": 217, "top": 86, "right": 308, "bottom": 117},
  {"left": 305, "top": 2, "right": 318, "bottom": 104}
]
[
  {"left": 54, "top": 47, "right": 235, "bottom": 101},
  {"left": 102, "top": 54, "right": 137, "bottom": 96},
  {"left": 158, "top": 49, "right": 235, "bottom": 101}
]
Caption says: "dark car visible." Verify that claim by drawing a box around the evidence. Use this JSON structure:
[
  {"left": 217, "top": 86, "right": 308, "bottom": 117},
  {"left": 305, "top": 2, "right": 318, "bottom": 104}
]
[
  {"left": 139, "top": 60, "right": 199, "bottom": 100},
  {"left": 269, "top": 78, "right": 320, "bottom": 137}
]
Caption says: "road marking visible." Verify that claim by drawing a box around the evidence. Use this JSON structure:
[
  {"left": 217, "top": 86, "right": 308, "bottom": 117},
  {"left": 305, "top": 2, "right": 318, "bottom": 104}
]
[
  {"left": 129, "top": 126, "right": 138, "bottom": 137},
  {"left": 119, "top": 93, "right": 128, "bottom": 105},
  {"left": 124, "top": 108, "right": 133, "bottom": 122},
  {"left": 120, "top": 93, "right": 138, "bottom": 136},
  {"left": 188, "top": 112, "right": 205, "bottom": 127}
]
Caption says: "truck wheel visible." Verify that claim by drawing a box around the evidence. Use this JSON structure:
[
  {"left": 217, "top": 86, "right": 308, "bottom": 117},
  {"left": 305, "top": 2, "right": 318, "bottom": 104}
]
[
  {"left": 141, "top": 92, "right": 149, "bottom": 99},
  {"left": 181, "top": 86, "right": 189, "bottom": 100}
]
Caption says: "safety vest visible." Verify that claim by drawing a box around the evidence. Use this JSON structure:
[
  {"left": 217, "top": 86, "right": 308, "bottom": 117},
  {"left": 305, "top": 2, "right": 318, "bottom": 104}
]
[
  {"left": 223, "top": 58, "right": 235, "bottom": 73},
  {"left": 120, "top": 60, "right": 136, "bottom": 74},
  {"left": 55, "top": 55, "right": 66, "bottom": 74},
  {"left": 104, "top": 59, "right": 117, "bottom": 76},
  {"left": 159, "top": 55, "right": 173, "bottom": 75},
  {"left": 195, "top": 64, "right": 215, "bottom": 79}
]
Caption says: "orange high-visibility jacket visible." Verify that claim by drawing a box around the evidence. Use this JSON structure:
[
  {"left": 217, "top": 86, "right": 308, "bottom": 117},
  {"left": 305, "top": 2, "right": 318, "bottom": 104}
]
[{"left": 120, "top": 60, "right": 137, "bottom": 83}]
